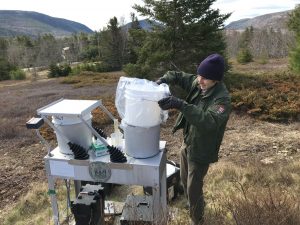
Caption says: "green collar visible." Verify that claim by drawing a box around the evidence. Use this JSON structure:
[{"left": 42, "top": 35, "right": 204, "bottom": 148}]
[{"left": 201, "top": 82, "right": 220, "bottom": 99}]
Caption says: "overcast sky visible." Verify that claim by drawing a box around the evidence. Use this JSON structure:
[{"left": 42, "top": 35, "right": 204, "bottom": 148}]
[{"left": 0, "top": 0, "right": 299, "bottom": 31}]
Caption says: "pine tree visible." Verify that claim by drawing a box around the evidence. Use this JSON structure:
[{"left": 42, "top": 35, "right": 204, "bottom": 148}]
[
  {"left": 99, "top": 17, "right": 124, "bottom": 70},
  {"left": 125, "top": 13, "right": 147, "bottom": 64},
  {"left": 237, "top": 26, "right": 253, "bottom": 64},
  {"left": 0, "top": 38, "right": 8, "bottom": 59},
  {"left": 127, "top": 0, "right": 230, "bottom": 78}
]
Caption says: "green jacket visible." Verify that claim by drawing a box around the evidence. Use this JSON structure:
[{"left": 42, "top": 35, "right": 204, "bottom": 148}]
[{"left": 162, "top": 71, "right": 231, "bottom": 164}]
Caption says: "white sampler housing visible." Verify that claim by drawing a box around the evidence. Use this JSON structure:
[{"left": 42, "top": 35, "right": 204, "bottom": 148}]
[
  {"left": 116, "top": 77, "right": 170, "bottom": 158},
  {"left": 38, "top": 99, "right": 100, "bottom": 155}
]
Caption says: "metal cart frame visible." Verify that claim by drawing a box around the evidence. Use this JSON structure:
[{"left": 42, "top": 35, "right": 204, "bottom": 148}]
[{"left": 36, "top": 99, "right": 167, "bottom": 225}]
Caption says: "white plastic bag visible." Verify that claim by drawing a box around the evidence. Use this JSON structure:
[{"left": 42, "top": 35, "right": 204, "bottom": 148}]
[{"left": 115, "top": 76, "right": 170, "bottom": 127}]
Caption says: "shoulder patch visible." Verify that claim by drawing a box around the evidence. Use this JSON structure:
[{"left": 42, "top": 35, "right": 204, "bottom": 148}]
[{"left": 213, "top": 105, "right": 226, "bottom": 114}]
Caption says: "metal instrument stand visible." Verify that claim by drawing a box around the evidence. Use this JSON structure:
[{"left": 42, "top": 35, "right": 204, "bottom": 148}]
[
  {"left": 44, "top": 143, "right": 167, "bottom": 225},
  {"left": 35, "top": 99, "right": 167, "bottom": 225}
]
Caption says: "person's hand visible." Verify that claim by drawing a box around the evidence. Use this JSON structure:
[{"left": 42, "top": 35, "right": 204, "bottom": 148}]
[{"left": 158, "top": 96, "right": 184, "bottom": 110}]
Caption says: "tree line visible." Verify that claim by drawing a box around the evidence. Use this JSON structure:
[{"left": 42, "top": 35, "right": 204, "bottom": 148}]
[
  {"left": 1, "top": 0, "right": 300, "bottom": 81},
  {"left": 226, "top": 27, "right": 295, "bottom": 62}
]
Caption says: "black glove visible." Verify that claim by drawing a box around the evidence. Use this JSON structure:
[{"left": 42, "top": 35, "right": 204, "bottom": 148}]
[
  {"left": 155, "top": 77, "right": 166, "bottom": 85},
  {"left": 158, "top": 96, "right": 184, "bottom": 110}
]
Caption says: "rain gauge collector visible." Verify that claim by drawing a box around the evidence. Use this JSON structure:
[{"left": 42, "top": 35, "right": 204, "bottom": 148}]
[{"left": 26, "top": 77, "right": 180, "bottom": 225}]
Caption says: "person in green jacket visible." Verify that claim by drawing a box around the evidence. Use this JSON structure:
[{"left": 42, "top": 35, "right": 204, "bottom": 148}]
[{"left": 156, "top": 53, "right": 231, "bottom": 225}]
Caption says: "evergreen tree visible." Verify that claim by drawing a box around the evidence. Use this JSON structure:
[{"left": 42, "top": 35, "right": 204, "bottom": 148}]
[
  {"left": 288, "top": 5, "right": 300, "bottom": 73},
  {"left": 99, "top": 17, "right": 124, "bottom": 70},
  {"left": 0, "top": 57, "right": 15, "bottom": 81},
  {"left": 125, "top": 13, "right": 147, "bottom": 64},
  {"left": 108, "top": 17, "right": 123, "bottom": 70},
  {"left": 241, "top": 26, "right": 254, "bottom": 48},
  {"left": 127, "top": 0, "right": 230, "bottom": 77},
  {"left": 237, "top": 48, "right": 253, "bottom": 64},
  {"left": 0, "top": 38, "right": 8, "bottom": 58},
  {"left": 237, "top": 26, "right": 253, "bottom": 63},
  {"left": 90, "top": 31, "right": 102, "bottom": 60}
]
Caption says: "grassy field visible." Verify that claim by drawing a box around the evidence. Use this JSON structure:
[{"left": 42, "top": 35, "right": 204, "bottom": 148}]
[
  {"left": 0, "top": 58, "right": 299, "bottom": 225},
  {"left": 2, "top": 160, "right": 299, "bottom": 225}
]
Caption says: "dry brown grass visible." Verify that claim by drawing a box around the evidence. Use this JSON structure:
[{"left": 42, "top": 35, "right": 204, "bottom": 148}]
[
  {"left": 201, "top": 161, "right": 300, "bottom": 225},
  {"left": 61, "top": 71, "right": 123, "bottom": 88},
  {"left": 229, "top": 58, "right": 289, "bottom": 74}
]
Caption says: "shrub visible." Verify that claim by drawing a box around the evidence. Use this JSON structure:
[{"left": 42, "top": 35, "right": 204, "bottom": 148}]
[
  {"left": 289, "top": 41, "right": 300, "bottom": 74},
  {"left": 71, "top": 62, "right": 115, "bottom": 75},
  {"left": 237, "top": 48, "right": 253, "bottom": 64},
  {"left": 257, "top": 54, "right": 269, "bottom": 65},
  {"left": 123, "top": 63, "right": 142, "bottom": 77},
  {"left": 123, "top": 63, "right": 152, "bottom": 79},
  {"left": 0, "top": 58, "right": 15, "bottom": 81},
  {"left": 78, "top": 63, "right": 96, "bottom": 72},
  {"left": 95, "top": 62, "right": 114, "bottom": 72},
  {"left": 48, "top": 63, "right": 71, "bottom": 78},
  {"left": 48, "top": 63, "right": 59, "bottom": 77},
  {"left": 225, "top": 71, "right": 300, "bottom": 122},
  {"left": 223, "top": 185, "right": 300, "bottom": 225},
  {"left": 10, "top": 69, "right": 26, "bottom": 80},
  {"left": 70, "top": 65, "right": 82, "bottom": 75}
]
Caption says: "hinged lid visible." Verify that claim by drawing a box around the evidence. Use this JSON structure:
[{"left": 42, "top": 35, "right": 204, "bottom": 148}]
[{"left": 37, "top": 98, "right": 101, "bottom": 116}]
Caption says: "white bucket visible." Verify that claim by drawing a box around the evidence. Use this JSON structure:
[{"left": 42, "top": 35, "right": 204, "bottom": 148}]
[
  {"left": 124, "top": 84, "right": 167, "bottom": 127},
  {"left": 52, "top": 113, "right": 92, "bottom": 154}
]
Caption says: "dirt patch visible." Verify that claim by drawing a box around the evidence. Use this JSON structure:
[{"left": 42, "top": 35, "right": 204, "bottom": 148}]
[
  {"left": 220, "top": 113, "right": 300, "bottom": 164},
  {"left": 0, "top": 74, "right": 299, "bottom": 216}
]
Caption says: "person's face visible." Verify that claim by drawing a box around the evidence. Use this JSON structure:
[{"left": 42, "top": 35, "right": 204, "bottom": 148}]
[{"left": 197, "top": 75, "right": 217, "bottom": 91}]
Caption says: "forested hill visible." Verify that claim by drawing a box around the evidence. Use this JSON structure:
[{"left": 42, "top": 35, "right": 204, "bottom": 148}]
[
  {"left": 225, "top": 10, "right": 292, "bottom": 31},
  {"left": 0, "top": 10, "right": 93, "bottom": 38}
]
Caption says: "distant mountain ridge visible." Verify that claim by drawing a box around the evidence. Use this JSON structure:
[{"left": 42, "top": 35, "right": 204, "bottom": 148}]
[
  {"left": 0, "top": 9, "right": 293, "bottom": 38},
  {"left": 0, "top": 10, "right": 93, "bottom": 38},
  {"left": 124, "top": 19, "right": 161, "bottom": 31},
  {"left": 132, "top": 11, "right": 293, "bottom": 32},
  {"left": 225, "top": 10, "right": 292, "bottom": 31}
]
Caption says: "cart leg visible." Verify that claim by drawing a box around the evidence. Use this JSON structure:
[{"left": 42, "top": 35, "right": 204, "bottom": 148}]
[
  {"left": 74, "top": 180, "right": 81, "bottom": 196},
  {"left": 48, "top": 176, "right": 60, "bottom": 225},
  {"left": 153, "top": 166, "right": 167, "bottom": 224}
]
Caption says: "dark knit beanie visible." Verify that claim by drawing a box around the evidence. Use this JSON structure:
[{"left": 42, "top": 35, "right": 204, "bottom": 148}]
[{"left": 197, "top": 53, "right": 225, "bottom": 81}]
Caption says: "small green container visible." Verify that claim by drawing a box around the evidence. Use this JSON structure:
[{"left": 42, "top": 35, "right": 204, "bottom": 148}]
[{"left": 91, "top": 143, "right": 108, "bottom": 157}]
